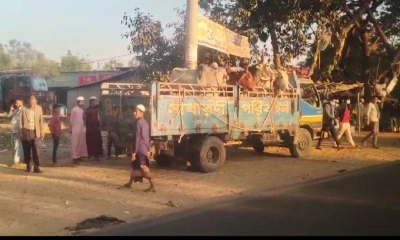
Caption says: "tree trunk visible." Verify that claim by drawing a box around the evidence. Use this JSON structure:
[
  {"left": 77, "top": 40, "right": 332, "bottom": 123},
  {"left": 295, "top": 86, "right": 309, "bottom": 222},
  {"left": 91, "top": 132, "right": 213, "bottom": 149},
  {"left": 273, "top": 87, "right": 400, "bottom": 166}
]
[
  {"left": 332, "top": 2, "right": 372, "bottom": 68},
  {"left": 267, "top": 22, "right": 282, "bottom": 69},
  {"left": 340, "top": 27, "right": 357, "bottom": 79},
  {"left": 367, "top": 9, "right": 392, "bottom": 55},
  {"left": 366, "top": 9, "right": 399, "bottom": 84},
  {"left": 361, "top": 30, "right": 373, "bottom": 101},
  {"left": 307, "top": 29, "right": 321, "bottom": 79}
]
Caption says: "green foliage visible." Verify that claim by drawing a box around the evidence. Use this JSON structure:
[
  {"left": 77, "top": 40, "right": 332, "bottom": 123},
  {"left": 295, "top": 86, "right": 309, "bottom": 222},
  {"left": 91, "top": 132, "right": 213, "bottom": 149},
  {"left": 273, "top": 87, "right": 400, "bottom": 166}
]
[
  {"left": 0, "top": 44, "right": 14, "bottom": 71},
  {"left": 102, "top": 59, "right": 124, "bottom": 71},
  {"left": 0, "top": 39, "right": 60, "bottom": 78},
  {"left": 120, "top": 0, "right": 400, "bottom": 92},
  {"left": 121, "top": 8, "right": 180, "bottom": 81},
  {"left": 60, "top": 50, "right": 92, "bottom": 72}
]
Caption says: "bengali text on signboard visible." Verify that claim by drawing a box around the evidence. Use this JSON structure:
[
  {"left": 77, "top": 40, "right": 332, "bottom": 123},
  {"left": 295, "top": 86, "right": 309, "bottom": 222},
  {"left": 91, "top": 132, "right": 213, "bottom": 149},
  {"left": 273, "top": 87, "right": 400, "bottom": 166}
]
[
  {"left": 78, "top": 75, "right": 97, "bottom": 86},
  {"left": 197, "top": 14, "right": 250, "bottom": 59},
  {"left": 99, "top": 73, "right": 118, "bottom": 81}
]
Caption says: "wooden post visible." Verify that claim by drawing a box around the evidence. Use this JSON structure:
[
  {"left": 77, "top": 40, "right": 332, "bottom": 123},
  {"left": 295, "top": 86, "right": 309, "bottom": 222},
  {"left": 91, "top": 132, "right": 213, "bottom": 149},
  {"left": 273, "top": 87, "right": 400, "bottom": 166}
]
[{"left": 357, "top": 91, "right": 361, "bottom": 135}]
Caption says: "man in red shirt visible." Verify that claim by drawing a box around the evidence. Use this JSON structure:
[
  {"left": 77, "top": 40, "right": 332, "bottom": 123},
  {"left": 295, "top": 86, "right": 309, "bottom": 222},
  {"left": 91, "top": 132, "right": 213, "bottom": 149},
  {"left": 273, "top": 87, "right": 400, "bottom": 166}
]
[{"left": 335, "top": 98, "right": 356, "bottom": 148}]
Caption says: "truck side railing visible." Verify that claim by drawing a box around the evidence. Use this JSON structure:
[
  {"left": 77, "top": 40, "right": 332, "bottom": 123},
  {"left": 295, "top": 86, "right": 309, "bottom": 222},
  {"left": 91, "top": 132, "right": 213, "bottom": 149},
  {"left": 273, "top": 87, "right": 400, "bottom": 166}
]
[
  {"left": 158, "top": 82, "right": 235, "bottom": 97},
  {"left": 240, "top": 86, "right": 299, "bottom": 99},
  {"left": 100, "top": 82, "right": 300, "bottom": 99},
  {"left": 100, "top": 83, "right": 149, "bottom": 96}
]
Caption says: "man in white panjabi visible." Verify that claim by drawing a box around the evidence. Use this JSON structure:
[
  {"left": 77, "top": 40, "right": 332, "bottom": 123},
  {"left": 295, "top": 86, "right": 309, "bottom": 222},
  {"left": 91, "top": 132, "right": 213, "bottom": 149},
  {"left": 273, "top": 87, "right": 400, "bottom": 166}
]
[{"left": 70, "top": 96, "right": 88, "bottom": 163}]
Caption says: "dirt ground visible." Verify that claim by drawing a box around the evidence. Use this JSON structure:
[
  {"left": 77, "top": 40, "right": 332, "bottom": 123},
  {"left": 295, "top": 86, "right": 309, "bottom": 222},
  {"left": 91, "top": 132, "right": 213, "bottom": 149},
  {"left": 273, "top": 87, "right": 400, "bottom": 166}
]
[{"left": 0, "top": 125, "right": 399, "bottom": 236}]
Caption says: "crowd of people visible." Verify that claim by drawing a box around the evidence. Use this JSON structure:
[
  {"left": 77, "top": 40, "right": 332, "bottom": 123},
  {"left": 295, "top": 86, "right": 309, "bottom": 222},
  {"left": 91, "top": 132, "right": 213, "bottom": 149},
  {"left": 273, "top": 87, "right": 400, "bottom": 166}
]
[
  {"left": 8, "top": 95, "right": 156, "bottom": 192},
  {"left": 316, "top": 95, "right": 383, "bottom": 150}
]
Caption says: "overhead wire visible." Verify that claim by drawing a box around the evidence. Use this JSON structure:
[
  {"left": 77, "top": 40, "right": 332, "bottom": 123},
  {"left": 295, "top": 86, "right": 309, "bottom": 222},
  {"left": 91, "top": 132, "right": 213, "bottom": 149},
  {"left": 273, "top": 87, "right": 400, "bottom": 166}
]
[{"left": 2, "top": 53, "right": 135, "bottom": 72}]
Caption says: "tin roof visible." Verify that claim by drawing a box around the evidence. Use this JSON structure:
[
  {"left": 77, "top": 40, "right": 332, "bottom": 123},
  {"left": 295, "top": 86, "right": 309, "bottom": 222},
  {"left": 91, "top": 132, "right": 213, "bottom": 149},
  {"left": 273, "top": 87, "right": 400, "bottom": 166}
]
[
  {"left": 46, "top": 71, "right": 120, "bottom": 88},
  {"left": 67, "top": 70, "right": 136, "bottom": 90}
]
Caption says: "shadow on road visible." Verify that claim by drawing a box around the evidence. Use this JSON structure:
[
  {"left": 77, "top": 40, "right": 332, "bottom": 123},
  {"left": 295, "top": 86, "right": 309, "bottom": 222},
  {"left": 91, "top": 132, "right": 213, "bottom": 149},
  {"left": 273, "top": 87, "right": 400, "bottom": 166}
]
[{"left": 83, "top": 161, "right": 400, "bottom": 236}]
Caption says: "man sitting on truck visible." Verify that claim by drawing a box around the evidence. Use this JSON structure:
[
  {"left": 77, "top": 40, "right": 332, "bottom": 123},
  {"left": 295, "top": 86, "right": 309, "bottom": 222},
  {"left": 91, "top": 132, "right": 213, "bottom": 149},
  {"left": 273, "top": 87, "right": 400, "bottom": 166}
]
[
  {"left": 316, "top": 95, "right": 343, "bottom": 150},
  {"left": 123, "top": 104, "right": 156, "bottom": 192}
]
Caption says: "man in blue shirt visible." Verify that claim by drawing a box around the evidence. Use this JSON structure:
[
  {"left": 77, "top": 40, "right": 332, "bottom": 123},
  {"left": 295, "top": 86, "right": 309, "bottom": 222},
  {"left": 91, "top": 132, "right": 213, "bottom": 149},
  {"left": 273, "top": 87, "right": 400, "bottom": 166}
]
[{"left": 124, "top": 104, "right": 156, "bottom": 192}]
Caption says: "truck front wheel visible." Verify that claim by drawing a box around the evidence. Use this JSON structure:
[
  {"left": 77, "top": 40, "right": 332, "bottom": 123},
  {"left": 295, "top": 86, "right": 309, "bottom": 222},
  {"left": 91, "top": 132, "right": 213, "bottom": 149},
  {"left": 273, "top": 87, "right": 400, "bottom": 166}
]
[
  {"left": 195, "top": 136, "right": 226, "bottom": 173},
  {"left": 289, "top": 128, "right": 312, "bottom": 158}
]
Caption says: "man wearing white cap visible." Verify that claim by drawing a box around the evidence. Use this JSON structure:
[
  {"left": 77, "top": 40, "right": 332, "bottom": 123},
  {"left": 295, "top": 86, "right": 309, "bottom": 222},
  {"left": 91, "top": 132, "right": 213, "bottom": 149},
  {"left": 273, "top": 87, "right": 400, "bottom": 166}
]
[
  {"left": 124, "top": 104, "right": 156, "bottom": 192},
  {"left": 85, "top": 96, "right": 103, "bottom": 160},
  {"left": 70, "top": 96, "right": 88, "bottom": 163}
]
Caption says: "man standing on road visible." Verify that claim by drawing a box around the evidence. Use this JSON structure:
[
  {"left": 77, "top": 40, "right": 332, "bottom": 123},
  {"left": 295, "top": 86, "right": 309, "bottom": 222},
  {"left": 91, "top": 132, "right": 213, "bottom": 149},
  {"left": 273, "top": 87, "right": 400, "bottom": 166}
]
[
  {"left": 70, "top": 96, "right": 88, "bottom": 164},
  {"left": 335, "top": 98, "right": 357, "bottom": 148},
  {"left": 355, "top": 98, "right": 365, "bottom": 129},
  {"left": 9, "top": 98, "right": 24, "bottom": 165},
  {"left": 123, "top": 104, "right": 156, "bottom": 192},
  {"left": 85, "top": 96, "right": 103, "bottom": 160},
  {"left": 48, "top": 104, "right": 62, "bottom": 166},
  {"left": 19, "top": 95, "right": 44, "bottom": 173},
  {"left": 362, "top": 96, "right": 380, "bottom": 148},
  {"left": 389, "top": 101, "right": 398, "bottom": 132},
  {"left": 316, "top": 95, "right": 342, "bottom": 150}
]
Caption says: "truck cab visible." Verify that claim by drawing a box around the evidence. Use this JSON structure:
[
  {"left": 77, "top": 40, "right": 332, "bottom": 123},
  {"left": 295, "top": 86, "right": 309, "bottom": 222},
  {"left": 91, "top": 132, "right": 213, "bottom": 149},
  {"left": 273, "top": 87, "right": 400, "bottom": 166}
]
[
  {"left": 298, "top": 78, "right": 323, "bottom": 139},
  {"left": 0, "top": 75, "right": 51, "bottom": 114}
]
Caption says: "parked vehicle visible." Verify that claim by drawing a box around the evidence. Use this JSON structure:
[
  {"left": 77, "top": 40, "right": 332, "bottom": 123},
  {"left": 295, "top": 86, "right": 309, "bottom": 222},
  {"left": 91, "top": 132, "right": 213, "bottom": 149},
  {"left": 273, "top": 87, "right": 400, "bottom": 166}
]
[
  {"left": 100, "top": 72, "right": 323, "bottom": 173},
  {"left": 0, "top": 74, "right": 51, "bottom": 114}
]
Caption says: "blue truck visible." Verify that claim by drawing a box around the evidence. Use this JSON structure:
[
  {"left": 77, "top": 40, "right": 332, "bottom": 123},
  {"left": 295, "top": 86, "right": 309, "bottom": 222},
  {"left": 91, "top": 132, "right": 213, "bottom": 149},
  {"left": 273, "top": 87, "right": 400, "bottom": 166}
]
[{"left": 100, "top": 72, "right": 323, "bottom": 173}]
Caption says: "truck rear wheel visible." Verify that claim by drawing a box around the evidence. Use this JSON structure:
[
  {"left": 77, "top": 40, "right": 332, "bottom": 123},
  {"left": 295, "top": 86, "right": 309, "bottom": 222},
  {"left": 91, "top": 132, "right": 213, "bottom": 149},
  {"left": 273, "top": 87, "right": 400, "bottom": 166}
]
[
  {"left": 196, "top": 136, "right": 226, "bottom": 173},
  {"left": 289, "top": 128, "right": 312, "bottom": 158},
  {"left": 247, "top": 135, "right": 265, "bottom": 153},
  {"left": 253, "top": 145, "right": 265, "bottom": 153}
]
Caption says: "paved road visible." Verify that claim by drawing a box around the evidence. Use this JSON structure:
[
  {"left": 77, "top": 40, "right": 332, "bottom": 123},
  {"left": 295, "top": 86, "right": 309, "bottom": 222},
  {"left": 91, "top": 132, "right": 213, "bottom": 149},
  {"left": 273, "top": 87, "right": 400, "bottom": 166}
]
[{"left": 85, "top": 161, "right": 400, "bottom": 236}]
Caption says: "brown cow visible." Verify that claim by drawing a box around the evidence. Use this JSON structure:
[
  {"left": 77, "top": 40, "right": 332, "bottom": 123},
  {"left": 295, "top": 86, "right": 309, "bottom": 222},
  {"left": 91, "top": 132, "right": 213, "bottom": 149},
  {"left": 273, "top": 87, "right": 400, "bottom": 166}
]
[{"left": 169, "top": 64, "right": 229, "bottom": 86}]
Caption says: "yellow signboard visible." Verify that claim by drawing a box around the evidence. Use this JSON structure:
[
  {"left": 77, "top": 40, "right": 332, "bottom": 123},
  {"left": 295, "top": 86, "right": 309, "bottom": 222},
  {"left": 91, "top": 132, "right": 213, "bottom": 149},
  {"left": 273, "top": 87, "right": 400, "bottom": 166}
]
[{"left": 197, "top": 14, "right": 251, "bottom": 59}]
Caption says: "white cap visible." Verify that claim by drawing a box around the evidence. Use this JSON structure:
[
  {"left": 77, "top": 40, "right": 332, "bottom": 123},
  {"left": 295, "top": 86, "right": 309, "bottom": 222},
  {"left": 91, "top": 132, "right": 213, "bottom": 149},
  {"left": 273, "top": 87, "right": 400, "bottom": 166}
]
[
  {"left": 77, "top": 96, "right": 84, "bottom": 101},
  {"left": 136, "top": 104, "right": 146, "bottom": 112},
  {"left": 90, "top": 96, "right": 97, "bottom": 100}
]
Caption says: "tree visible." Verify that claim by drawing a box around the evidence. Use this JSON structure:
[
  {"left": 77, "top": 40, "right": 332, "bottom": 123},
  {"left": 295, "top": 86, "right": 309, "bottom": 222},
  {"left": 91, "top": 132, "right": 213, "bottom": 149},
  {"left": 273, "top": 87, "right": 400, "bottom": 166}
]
[
  {"left": 1, "top": 39, "right": 60, "bottom": 78},
  {"left": 102, "top": 59, "right": 124, "bottom": 71},
  {"left": 200, "top": 0, "right": 315, "bottom": 69},
  {"left": 32, "top": 52, "right": 60, "bottom": 79},
  {"left": 6, "top": 39, "right": 37, "bottom": 69},
  {"left": 121, "top": 1, "right": 400, "bottom": 99},
  {"left": 128, "top": 57, "right": 140, "bottom": 67},
  {"left": 60, "top": 50, "right": 92, "bottom": 72},
  {"left": 121, "top": 8, "right": 174, "bottom": 81},
  {"left": 0, "top": 44, "right": 13, "bottom": 71}
]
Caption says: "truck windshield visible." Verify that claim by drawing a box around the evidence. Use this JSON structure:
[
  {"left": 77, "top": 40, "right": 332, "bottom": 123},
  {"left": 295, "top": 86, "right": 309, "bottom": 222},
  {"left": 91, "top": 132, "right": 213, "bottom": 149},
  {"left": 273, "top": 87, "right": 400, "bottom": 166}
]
[
  {"left": 30, "top": 77, "right": 48, "bottom": 91},
  {"left": 300, "top": 83, "right": 320, "bottom": 107}
]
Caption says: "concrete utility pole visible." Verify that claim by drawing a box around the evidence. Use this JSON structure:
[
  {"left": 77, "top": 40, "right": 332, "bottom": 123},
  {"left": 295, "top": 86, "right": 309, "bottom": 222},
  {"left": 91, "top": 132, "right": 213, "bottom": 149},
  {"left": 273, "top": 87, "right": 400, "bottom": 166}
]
[{"left": 185, "top": 0, "right": 198, "bottom": 70}]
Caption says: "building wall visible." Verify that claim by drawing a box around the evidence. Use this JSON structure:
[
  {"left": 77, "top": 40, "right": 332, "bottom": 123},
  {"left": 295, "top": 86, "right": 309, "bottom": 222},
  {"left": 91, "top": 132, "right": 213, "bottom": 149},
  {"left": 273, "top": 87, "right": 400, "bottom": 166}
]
[
  {"left": 66, "top": 72, "right": 142, "bottom": 111},
  {"left": 67, "top": 84, "right": 101, "bottom": 111}
]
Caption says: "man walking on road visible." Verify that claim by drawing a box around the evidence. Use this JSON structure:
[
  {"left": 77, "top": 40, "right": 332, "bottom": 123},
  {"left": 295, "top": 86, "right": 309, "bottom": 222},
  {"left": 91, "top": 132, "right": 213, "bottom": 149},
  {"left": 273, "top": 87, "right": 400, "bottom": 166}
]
[
  {"left": 19, "top": 95, "right": 44, "bottom": 173},
  {"left": 362, "top": 96, "right": 380, "bottom": 148},
  {"left": 316, "top": 95, "right": 342, "bottom": 150},
  {"left": 85, "top": 96, "right": 103, "bottom": 160},
  {"left": 123, "top": 104, "right": 156, "bottom": 192},
  {"left": 335, "top": 98, "right": 356, "bottom": 148},
  {"left": 70, "top": 96, "right": 88, "bottom": 163}
]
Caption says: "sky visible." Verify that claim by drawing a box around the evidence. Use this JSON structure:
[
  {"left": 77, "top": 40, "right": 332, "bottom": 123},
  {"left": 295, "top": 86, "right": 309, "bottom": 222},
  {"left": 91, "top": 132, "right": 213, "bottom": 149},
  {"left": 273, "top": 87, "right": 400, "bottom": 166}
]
[
  {"left": 0, "top": 0, "right": 186, "bottom": 69},
  {"left": 0, "top": 0, "right": 302, "bottom": 68}
]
